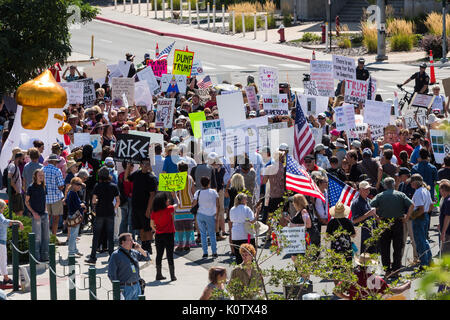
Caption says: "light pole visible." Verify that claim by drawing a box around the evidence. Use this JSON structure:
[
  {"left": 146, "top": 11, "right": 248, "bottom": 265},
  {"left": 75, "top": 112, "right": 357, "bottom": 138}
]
[
  {"left": 442, "top": 0, "right": 448, "bottom": 63},
  {"left": 328, "top": 0, "right": 332, "bottom": 52},
  {"left": 375, "top": 0, "right": 387, "bottom": 61}
]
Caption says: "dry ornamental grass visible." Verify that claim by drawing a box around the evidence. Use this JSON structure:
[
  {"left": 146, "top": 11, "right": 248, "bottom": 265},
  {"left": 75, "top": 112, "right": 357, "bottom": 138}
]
[{"left": 424, "top": 12, "right": 450, "bottom": 36}]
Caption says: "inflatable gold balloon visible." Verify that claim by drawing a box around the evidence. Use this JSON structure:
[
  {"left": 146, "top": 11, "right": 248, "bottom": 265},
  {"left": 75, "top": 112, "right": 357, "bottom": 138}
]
[
  {"left": 58, "top": 122, "right": 72, "bottom": 135},
  {"left": 16, "top": 70, "right": 67, "bottom": 130}
]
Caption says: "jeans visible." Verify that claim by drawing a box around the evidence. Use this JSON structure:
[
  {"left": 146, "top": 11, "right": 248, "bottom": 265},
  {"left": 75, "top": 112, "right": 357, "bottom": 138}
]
[
  {"left": 119, "top": 199, "right": 133, "bottom": 235},
  {"left": 68, "top": 224, "right": 80, "bottom": 256},
  {"left": 31, "top": 213, "right": 50, "bottom": 261},
  {"left": 413, "top": 213, "right": 432, "bottom": 267},
  {"left": 90, "top": 216, "right": 115, "bottom": 261},
  {"left": 379, "top": 218, "right": 404, "bottom": 272},
  {"left": 155, "top": 233, "right": 175, "bottom": 266},
  {"left": 196, "top": 213, "right": 217, "bottom": 255},
  {"left": 121, "top": 282, "right": 141, "bottom": 300}
]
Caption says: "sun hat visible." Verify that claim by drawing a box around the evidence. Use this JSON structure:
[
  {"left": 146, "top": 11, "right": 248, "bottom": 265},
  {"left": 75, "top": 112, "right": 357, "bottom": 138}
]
[
  {"left": 314, "top": 144, "right": 325, "bottom": 152},
  {"left": 351, "top": 140, "right": 361, "bottom": 148},
  {"left": 279, "top": 143, "right": 289, "bottom": 151},
  {"left": 358, "top": 181, "right": 371, "bottom": 190},
  {"left": 244, "top": 221, "right": 269, "bottom": 237},
  {"left": 330, "top": 129, "right": 340, "bottom": 137},
  {"left": 66, "top": 160, "right": 78, "bottom": 172},
  {"left": 329, "top": 202, "right": 350, "bottom": 219},
  {"left": 47, "top": 154, "right": 62, "bottom": 162},
  {"left": 335, "top": 138, "right": 347, "bottom": 148},
  {"left": 355, "top": 253, "right": 379, "bottom": 267}
]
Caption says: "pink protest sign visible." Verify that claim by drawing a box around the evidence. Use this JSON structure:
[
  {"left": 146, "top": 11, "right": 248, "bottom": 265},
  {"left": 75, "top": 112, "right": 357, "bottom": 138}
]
[{"left": 149, "top": 59, "right": 168, "bottom": 77}]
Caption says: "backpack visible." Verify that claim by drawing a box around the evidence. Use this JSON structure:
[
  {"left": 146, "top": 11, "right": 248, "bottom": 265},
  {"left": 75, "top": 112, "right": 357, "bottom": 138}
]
[{"left": 2, "top": 167, "right": 8, "bottom": 189}]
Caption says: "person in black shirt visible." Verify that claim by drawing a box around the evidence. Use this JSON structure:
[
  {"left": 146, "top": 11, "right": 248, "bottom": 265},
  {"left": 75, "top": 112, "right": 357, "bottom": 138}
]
[
  {"left": 125, "top": 53, "right": 136, "bottom": 78},
  {"left": 438, "top": 155, "right": 450, "bottom": 182},
  {"left": 346, "top": 150, "right": 363, "bottom": 183},
  {"left": 399, "top": 63, "right": 430, "bottom": 94},
  {"left": 327, "top": 156, "right": 347, "bottom": 182},
  {"left": 125, "top": 158, "right": 158, "bottom": 255},
  {"left": 326, "top": 202, "right": 356, "bottom": 263},
  {"left": 85, "top": 167, "right": 120, "bottom": 264},
  {"left": 355, "top": 58, "right": 370, "bottom": 81}
]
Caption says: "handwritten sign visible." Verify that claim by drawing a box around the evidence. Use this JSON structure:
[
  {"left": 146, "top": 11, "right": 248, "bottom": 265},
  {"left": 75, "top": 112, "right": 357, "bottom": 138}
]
[
  {"left": 335, "top": 104, "right": 356, "bottom": 131},
  {"left": 245, "top": 86, "right": 259, "bottom": 111},
  {"left": 75, "top": 78, "right": 96, "bottom": 107},
  {"left": 158, "top": 172, "right": 188, "bottom": 192},
  {"left": 333, "top": 55, "right": 356, "bottom": 81},
  {"left": 403, "top": 109, "right": 427, "bottom": 129},
  {"left": 258, "top": 66, "right": 279, "bottom": 94},
  {"left": 191, "top": 60, "right": 204, "bottom": 76},
  {"left": 280, "top": 227, "right": 306, "bottom": 255},
  {"left": 344, "top": 79, "right": 369, "bottom": 104},
  {"left": 172, "top": 50, "right": 194, "bottom": 77},
  {"left": 117, "top": 60, "right": 132, "bottom": 78},
  {"left": 160, "top": 74, "right": 187, "bottom": 94},
  {"left": 134, "top": 81, "right": 153, "bottom": 107},
  {"left": 136, "top": 66, "right": 160, "bottom": 95},
  {"left": 202, "top": 119, "right": 225, "bottom": 157},
  {"left": 113, "top": 134, "right": 151, "bottom": 163},
  {"left": 155, "top": 98, "right": 175, "bottom": 128},
  {"left": 149, "top": 59, "right": 168, "bottom": 77},
  {"left": 112, "top": 77, "right": 135, "bottom": 106},
  {"left": 189, "top": 111, "right": 206, "bottom": 139},
  {"left": 303, "top": 80, "right": 318, "bottom": 96},
  {"left": 217, "top": 91, "right": 246, "bottom": 128},
  {"left": 364, "top": 100, "right": 391, "bottom": 126},
  {"left": 73, "top": 133, "right": 90, "bottom": 147},
  {"left": 60, "top": 82, "right": 84, "bottom": 105},
  {"left": 262, "top": 94, "right": 289, "bottom": 116},
  {"left": 310, "top": 60, "right": 334, "bottom": 97},
  {"left": 409, "top": 93, "right": 435, "bottom": 109}
]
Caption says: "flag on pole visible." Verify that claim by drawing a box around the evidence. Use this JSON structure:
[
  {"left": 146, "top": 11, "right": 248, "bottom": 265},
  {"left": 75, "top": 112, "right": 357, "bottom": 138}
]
[
  {"left": 327, "top": 173, "right": 359, "bottom": 220},
  {"left": 293, "top": 95, "right": 314, "bottom": 164},
  {"left": 197, "top": 75, "right": 212, "bottom": 89},
  {"left": 286, "top": 155, "right": 325, "bottom": 202},
  {"left": 156, "top": 41, "right": 176, "bottom": 60}
]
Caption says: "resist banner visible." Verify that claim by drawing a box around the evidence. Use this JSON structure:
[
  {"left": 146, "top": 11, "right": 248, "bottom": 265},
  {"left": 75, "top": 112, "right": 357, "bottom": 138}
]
[
  {"left": 172, "top": 50, "right": 194, "bottom": 77},
  {"left": 113, "top": 134, "right": 151, "bottom": 163}
]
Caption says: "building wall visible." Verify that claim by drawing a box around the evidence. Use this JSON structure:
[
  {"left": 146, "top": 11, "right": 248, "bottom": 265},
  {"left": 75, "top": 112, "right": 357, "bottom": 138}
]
[
  {"left": 280, "top": 0, "right": 348, "bottom": 21},
  {"left": 403, "top": 0, "right": 450, "bottom": 17}
]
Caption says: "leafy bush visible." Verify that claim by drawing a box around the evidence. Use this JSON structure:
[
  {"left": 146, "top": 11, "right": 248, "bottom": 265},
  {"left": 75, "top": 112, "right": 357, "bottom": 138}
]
[
  {"left": 229, "top": 13, "right": 264, "bottom": 33},
  {"left": 338, "top": 37, "right": 352, "bottom": 49},
  {"left": 361, "top": 21, "right": 377, "bottom": 53},
  {"left": 424, "top": 12, "right": 450, "bottom": 36},
  {"left": 282, "top": 9, "right": 292, "bottom": 27},
  {"left": 390, "top": 34, "right": 414, "bottom": 51},
  {"left": 300, "top": 32, "right": 321, "bottom": 42},
  {"left": 351, "top": 33, "right": 364, "bottom": 46},
  {"left": 267, "top": 13, "right": 276, "bottom": 29},
  {"left": 410, "top": 12, "right": 428, "bottom": 35},
  {"left": 421, "top": 34, "right": 450, "bottom": 59}
]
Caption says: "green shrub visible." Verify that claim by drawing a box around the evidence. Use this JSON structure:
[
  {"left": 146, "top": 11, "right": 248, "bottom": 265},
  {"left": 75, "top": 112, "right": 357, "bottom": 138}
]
[
  {"left": 282, "top": 10, "right": 292, "bottom": 27},
  {"left": 351, "top": 33, "right": 364, "bottom": 46},
  {"left": 267, "top": 13, "right": 276, "bottom": 29},
  {"left": 338, "top": 37, "right": 352, "bottom": 49},
  {"left": 300, "top": 32, "right": 321, "bottom": 42},
  {"left": 390, "top": 34, "right": 414, "bottom": 51},
  {"left": 229, "top": 14, "right": 264, "bottom": 33}
]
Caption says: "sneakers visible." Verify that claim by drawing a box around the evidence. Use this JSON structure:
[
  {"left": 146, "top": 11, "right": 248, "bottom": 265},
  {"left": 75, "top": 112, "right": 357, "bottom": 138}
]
[
  {"left": 212, "top": 253, "right": 218, "bottom": 258},
  {"left": 75, "top": 252, "right": 84, "bottom": 257},
  {"left": 2, "top": 278, "right": 13, "bottom": 285},
  {"left": 85, "top": 258, "right": 96, "bottom": 264},
  {"left": 202, "top": 254, "right": 208, "bottom": 258}
]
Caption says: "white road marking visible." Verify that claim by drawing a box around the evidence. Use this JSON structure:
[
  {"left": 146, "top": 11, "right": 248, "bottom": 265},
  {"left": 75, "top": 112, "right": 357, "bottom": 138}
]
[
  {"left": 100, "top": 39, "right": 113, "bottom": 43},
  {"left": 219, "top": 64, "right": 246, "bottom": 70},
  {"left": 278, "top": 63, "right": 305, "bottom": 69}
]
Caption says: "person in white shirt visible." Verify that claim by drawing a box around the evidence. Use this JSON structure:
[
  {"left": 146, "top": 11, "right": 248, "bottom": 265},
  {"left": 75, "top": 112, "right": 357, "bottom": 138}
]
[
  {"left": 178, "top": 143, "right": 197, "bottom": 175},
  {"left": 431, "top": 85, "right": 448, "bottom": 116},
  {"left": 152, "top": 143, "right": 165, "bottom": 181},
  {"left": 171, "top": 117, "right": 190, "bottom": 141}
]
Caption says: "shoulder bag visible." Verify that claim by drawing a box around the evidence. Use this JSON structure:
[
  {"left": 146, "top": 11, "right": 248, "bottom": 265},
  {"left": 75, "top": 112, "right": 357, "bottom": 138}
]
[
  {"left": 190, "top": 190, "right": 202, "bottom": 215},
  {"left": 119, "top": 248, "right": 146, "bottom": 295},
  {"left": 67, "top": 210, "right": 83, "bottom": 227}
]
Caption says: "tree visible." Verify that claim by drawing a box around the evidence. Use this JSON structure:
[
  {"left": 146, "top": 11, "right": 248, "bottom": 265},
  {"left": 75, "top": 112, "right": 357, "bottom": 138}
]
[{"left": 0, "top": 0, "right": 98, "bottom": 94}]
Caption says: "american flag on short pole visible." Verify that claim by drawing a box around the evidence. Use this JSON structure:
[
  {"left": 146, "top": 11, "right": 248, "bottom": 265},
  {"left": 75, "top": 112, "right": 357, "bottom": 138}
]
[
  {"left": 197, "top": 75, "right": 212, "bottom": 89},
  {"left": 293, "top": 95, "right": 314, "bottom": 164},
  {"left": 286, "top": 155, "right": 326, "bottom": 202},
  {"left": 156, "top": 41, "right": 176, "bottom": 60},
  {"left": 327, "top": 173, "right": 359, "bottom": 220}
]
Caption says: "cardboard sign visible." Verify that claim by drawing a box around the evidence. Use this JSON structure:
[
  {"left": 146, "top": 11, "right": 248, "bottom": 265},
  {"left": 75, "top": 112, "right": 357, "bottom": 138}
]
[
  {"left": 112, "top": 77, "right": 135, "bottom": 106},
  {"left": 172, "top": 50, "right": 195, "bottom": 77},
  {"left": 303, "top": 80, "right": 318, "bottom": 96},
  {"left": 333, "top": 55, "right": 356, "bottom": 81},
  {"left": 364, "top": 100, "right": 391, "bottom": 126},
  {"left": 90, "top": 134, "right": 102, "bottom": 153},
  {"left": 202, "top": 119, "right": 225, "bottom": 157},
  {"left": 158, "top": 172, "right": 188, "bottom": 192},
  {"left": 134, "top": 81, "right": 153, "bottom": 107},
  {"left": 224, "top": 124, "right": 258, "bottom": 159},
  {"left": 369, "top": 124, "right": 384, "bottom": 141},
  {"left": 191, "top": 60, "right": 204, "bottom": 77},
  {"left": 189, "top": 111, "right": 206, "bottom": 139},
  {"left": 245, "top": 86, "right": 259, "bottom": 111},
  {"left": 430, "top": 129, "right": 449, "bottom": 164},
  {"left": 60, "top": 82, "right": 84, "bottom": 105},
  {"left": 310, "top": 60, "right": 334, "bottom": 97},
  {"left": 335, "top": 104, "right": 356, "bottom": 131},
  {"left": 136, "top": 66, "right": 160, "bottom": 95},
  {"left": 258, "top": 66, "right": 279, "bottom": 94},
  {"left": 160, "top": 74, "right": 187, "bottom": 94},
  {"left": 155, "top": 98, "right": 175, "bottom": 128},
  {"left": 73, "top": 133, "right": 90, "bottom": 147},
  {"left": 150, "top": 59, "right": 168, "bottom": 77},
  {"left": 409, "top": 93, "right": 435, "bottom": 109},
  {"left": 280, "top": 227, "right": 306, "bottom": 255},
  {"left": 403, "top": 109, "right": 427, "bottom": 129},
  {"left": 113, "top": 134, "right": 151, "bottom": 163},
  {"left": 75, "top": 78, "right": 96, "bottom": 107},
  {"left": 344, "top": 79, "right": 369, "bottom": 105},
  {"left": 442, "top": 77, "right": 450, "bottom": 97},
  {"left": 262, "top": 94, "right": 289, "bottom": 116},
  {"left": 298, "top": 94, "right": 329, "bottom": 116},
  {"left": 217, "top": 91, "right": 246, "bottom": 128}
]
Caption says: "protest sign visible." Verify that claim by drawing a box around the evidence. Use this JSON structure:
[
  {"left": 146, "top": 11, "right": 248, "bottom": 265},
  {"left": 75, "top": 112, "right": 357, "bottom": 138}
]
[
  {"left": 245, "top": 86, "right": 259, "bottom": 111},
  {"left": 298, "top": 94, "right": 329, "bottom": 116},
  {"left": 225, "top": 124, "right": 258, "bottom": 159},
  {"left": 191, "top": 60, "right": 204, "bottom": 76},
  {"left": 155, "top": 98, "right": 175, "bottom": 128},
  {"left": 90, "top": 134, "right": 102, "bottom": 153},
  {"left": 160, "top": 74, "right": 187, "bottom": 94},
  {"left": 60, "top": 82, "right": 84, "bottom": 105},
  {"left": 311, "top": 127, "right": 323, "bottom": 144},
  {"left": 333, "top": 55, "right": 356, "bottom": 81},
  {"left": 129, "top": 131, "right": 164, "bottom": 148},
  {"left": 280, "top": 227, "right": 306, "bottom": 255},
  {"left": 172, "top": 50, "right": 194, "bottom": 77},
  {"left": 344, "top": 79, "right": 369, "bottom": 104},
  {"left": 409, "top": 93, "right": 435, "bottom": 109},
  {"left": 112, "top": 77, "right": 135, "bottom": 106},
  {"left": 364, "top": 100, "right": 391, "bottom": 126},
  {"left": 443, "top": 77, "right": 450, "bottom": 97},
  {"left": 73, "top": 133, "right": 90, "bottom": 148},
  {"left": 430, "top": 129, "right": 449, "bottom": 164},
  {"left": 202, "top": 119, "right": 225, "bottom": 157},
  {"left": 258, "top": 66, "right": 279, "bottom": 94},
  {"left": 403, "top": 108, "right": 427, "bottom": 129},
  {"left": 113, "top": 134, "right": 151, "bottom": 163},
  {"left": 75, "top": 78, "right": 96, "bottom": 107},
  {"left": 241, "top": 115, "right": 269, "bottom": 129},
  {"left": 117, "top": 60, "right": 131, "bottom": 78},
  {"left": 217, "top": 91, "right": 246, "bottom": 128},
  {"left": 195, "top": 88, "right": 210, "bottom": 104},
  {"left": 268, "top": 122, "right": 288, "bottom": 130},
  {"left": 189, "top": 111, "right": 206, "bottom": 139},
  {"left": 347, "top": 115, "right": 368, "bottom": 145},
  {"left": 134, "top": 81, "right": 153, "bottom": 108},
  {"left": 369, "top": 124, "right": 384, "bottom": 141},
  {"left": 303, "top": 80, "right": 318, "bottom": 96},
  {"left": 150, "top": 59, "right": 168, "bottom": 77},
  {"left": 158, "top": 172, "right": 188, "bottom": 192},
  {"left": 107, "top": 64, "right": 123, "bottom": 79},
  {"left": 269, "top": 127, "right": 294, "bottom": 157},
  {"left": 262, "top": 94, "right": 289, "bottom": 116},
  {"left": 310, "top": 60, "right": 334, "bottom": 97},
  {"left": 136, "top": 66, "right": 160, "bottom": 95},
  {"left": 335, "top": 104, "right": 356, "bottom": 131}
]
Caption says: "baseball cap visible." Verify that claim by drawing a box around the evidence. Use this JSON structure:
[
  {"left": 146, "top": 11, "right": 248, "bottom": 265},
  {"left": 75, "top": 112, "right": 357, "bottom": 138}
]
[
  {"left": 351, "top": 140, "right": 361, "bottom": 148},
  {"left": 358, "top": 181, "right": 371, "bottom": 189},
  {"left": 382, "top": 143, "right": 393, "bottom": 150},
  {"left": 358, "top": 57, "right": 365, "bottom": 64},
  {"left": 249, "top": 111, "right": 257, "bottom": 117},
  {"left": 314, "top": 144, "right": 325, "bottom": 152},
  {"left": 362, "top": 148, "right": 372, "bottom": 156},
  {"left": 279, "top": 143, "right": 289, "bottom": 151},
  {"left": 104, "top": 157, "right": 114, "bottom": 166},
  {"left": 121, "top": 124, "right": 130, "bottom": 130},
  {"left": 118, "top": 107, "right": 127, "bottom": 114},
  {"left": 397, "top": 167, "right": 411, "bottom": 176},
  {"left": 420, "top": 63, "right": 427, "bottom": 68},
  {"left": 318, "top": 113, "right": 326, "bottom": 119}
]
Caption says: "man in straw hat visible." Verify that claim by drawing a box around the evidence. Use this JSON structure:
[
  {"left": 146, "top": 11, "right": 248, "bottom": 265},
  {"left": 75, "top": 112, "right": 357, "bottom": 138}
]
[{"left": 334, "top": 253, "right": 411, "bottom": 300}]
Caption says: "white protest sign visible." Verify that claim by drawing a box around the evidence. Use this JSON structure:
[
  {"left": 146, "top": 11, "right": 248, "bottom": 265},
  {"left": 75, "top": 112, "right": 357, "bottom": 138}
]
[
  {"left": 430, "top": 129, "right": 447, "bottom": 164},
  {"left": 122, "top": 93, "right": 129, "bottom": 108},
  {"left": 403, "top": 109, "right": 427, "bottom": 129},
  {"left": 245, "top": 86, "right": 259, "bottom": 111},
  {"left": 134, "top": 81, "right": 153, "bottom": 107},
  {"left": 335, "top": 104, "right": 355, "bottom": 131},
  {"left": 117, "top": 60, "right": 131, "bottom": 78},
  {"left": 112, "top": 77, "right": 135, "bottom": 106},
  {"left": 258, "top": 66, "right": 279, "bottom": 94},
  {"left": 298, "top": 94, "right": 329, "bottom": 116},
  {"left": 160, "top": 74, "right": 187, "bottom": 94},
  {"left": 136, "top": 66, "right": 160, "bottom": 95},
  {"left": 107, "top": 64, "right": 123, "bottom": 79},
  {"left": 303, "top": 80, "right": 318, "bottom": 96},
  {"left": 344, "top": 79, "right": 374, "bottom": 105},
  {"left": 280, "top": 227, "right": 306, "bottom": 255},
  {"left": 262, "top": 94, "right": 289, "bottom": 116},
  {"left": 311, "top": 127, "right": 323, "bottom": 144},
  {"left": 310, "top": 60, "right": 334, "bottom": 97},
  {"left": 224, "top": 124, "right": 258, "bottom": 158},
  {"left": 191, "top": 60, "right": 204, "bottom": 76},
  {"left": 369, "top": 124, "right": 384, "bottom": 141},
  {"left": 202, "top": 119, "right": 225, "bottom": 157},
  {"left": 241, "top": 115, "right": 269, "bottom": 129},
  {"left": 75, "top": 78, "right": 96, "bottom": 107},
  {"left": 217, "top": 91, "right": 246, "bottom": 127},
  {"left": 90, "top": 134, "right": 102, "bottom": 153},
  {"left": 269, "top": 122, "right": 288, "bottom": 130},
  {"left": 410, "top": 93, "right": 435, "bottom": 109},
  {"left": 333, "top": 55, "right": 356, "bottom": 81},
  {"left": 364, "top": 100, "right": 391, "bottom": 126},
  {"left": 155, "top": 98, "right": 175, "bottom": 128},
  {"left": 269, "top": 126, "right": 294, "bottom": 157},
  {"left": 60, "top": 82, "right": 84, "bottom": 105},
  {"left": 73, "top": 133, "right": 91, "bottom": 147}
]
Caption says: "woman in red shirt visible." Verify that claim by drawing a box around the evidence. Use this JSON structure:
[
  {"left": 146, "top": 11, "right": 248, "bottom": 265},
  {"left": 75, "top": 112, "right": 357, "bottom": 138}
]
[{"left": 150, "top": 192, "right": 179, "bottom": 282}]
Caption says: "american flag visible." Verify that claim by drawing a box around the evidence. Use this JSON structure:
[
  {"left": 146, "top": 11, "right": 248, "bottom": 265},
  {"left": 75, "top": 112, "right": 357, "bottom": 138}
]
[
  {"left": 197, "top": 75, "right": 212, "bottom": 89},
  {"left": 156, "top": 41, "right": 176, "bottom": 61},
  {"left": 286, "top": 155, "right": 326, "bottom": 202},
  {"left": 327, "top": 173, "right": 359, "bottom": 220},
  {"left": 293, "top": 96, "right": 314, "bottom": 164}
]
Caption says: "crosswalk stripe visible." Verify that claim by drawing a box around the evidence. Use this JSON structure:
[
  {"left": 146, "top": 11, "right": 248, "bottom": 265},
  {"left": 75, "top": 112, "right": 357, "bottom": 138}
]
[
  {"left": 278, "top": 63, "right": 305, "bottom": 69},
  {"left": 219, "top": 64, "right": 246, "bottom": 70}
]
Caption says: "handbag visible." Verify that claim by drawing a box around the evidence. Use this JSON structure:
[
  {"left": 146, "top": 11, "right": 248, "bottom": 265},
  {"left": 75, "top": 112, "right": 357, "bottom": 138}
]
[
  {"left": 190, "top": 190, "right": 202, "bottom": 215},
  {"left": 67, "top": 210, "right": 83, "bottom": 227}
]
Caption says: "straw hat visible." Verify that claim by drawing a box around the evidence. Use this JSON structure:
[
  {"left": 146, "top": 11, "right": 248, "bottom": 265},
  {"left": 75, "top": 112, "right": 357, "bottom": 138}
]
[
  {"left": 66, "top": 160, "right": 79, "bottom": 172},
  {"left": 355, "top": 253, "right": 379, "bottom": 267},
  {"left": 329, "top": 202, "right": 350, "bottom": 219},
  {"left": 244, "top": 221, "right": 269, "bottom": 237}
]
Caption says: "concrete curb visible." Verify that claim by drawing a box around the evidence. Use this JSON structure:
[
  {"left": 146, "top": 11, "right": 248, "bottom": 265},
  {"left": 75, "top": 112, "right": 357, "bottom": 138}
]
[{"left": 94, "top": 16, "right": 311, "bottom": 64}]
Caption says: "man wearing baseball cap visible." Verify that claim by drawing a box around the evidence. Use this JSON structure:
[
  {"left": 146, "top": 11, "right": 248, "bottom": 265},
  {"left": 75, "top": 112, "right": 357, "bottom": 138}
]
[
  {"left": 399, "top": 62, "right": 429, "bottom": 94},
  {"left": 356, "top": 57, "right": 370, "bottom": 81}
]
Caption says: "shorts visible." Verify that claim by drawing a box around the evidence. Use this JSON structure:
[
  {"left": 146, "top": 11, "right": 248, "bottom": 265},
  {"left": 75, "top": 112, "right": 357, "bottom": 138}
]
[
  {"left": 217, "top": 189, "right": 225, "bottom": 220},
  {"left": 11, "top": 193, "right": 24, "bottom": 213},
  {"left": 47, "top": 200, "right": 63, "bottom": 216},
  {"left": 132, "top": 208, "right": 151, "bottom": 231}
]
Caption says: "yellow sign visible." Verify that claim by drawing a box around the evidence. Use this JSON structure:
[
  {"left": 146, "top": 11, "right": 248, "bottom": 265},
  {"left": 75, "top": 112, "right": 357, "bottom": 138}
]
[
  {"left": 172, "top": 50, "right": 195, "bottom": 77},
  {"left": 189, "top": 111, "right": 206, "bottom": 139},
  {"left": 158, "top": 172, "right": 188, "bottom": 192}
]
